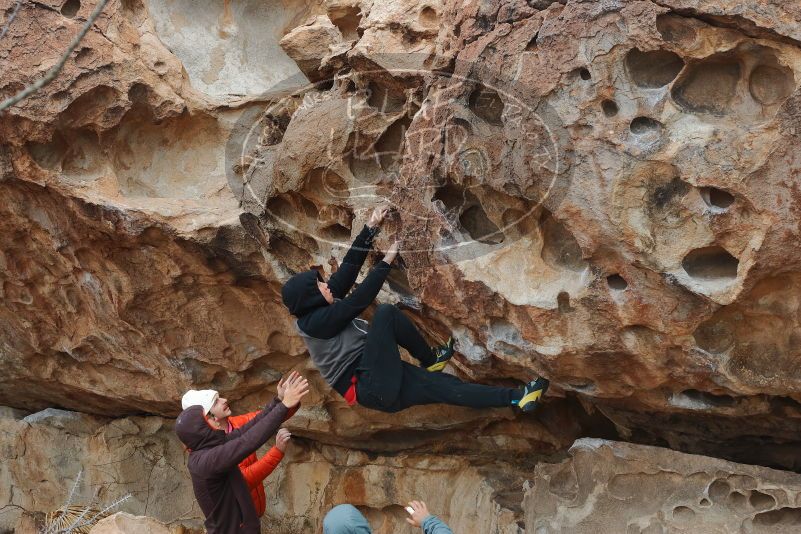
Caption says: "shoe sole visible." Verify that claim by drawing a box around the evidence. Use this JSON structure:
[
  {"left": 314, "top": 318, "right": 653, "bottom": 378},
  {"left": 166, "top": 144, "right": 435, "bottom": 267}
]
[{"left": 426, "top": 361, "right": 448, "bottom": 372}]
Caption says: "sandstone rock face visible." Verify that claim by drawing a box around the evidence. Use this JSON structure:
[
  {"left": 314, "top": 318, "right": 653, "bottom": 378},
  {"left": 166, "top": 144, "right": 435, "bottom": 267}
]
[
  {"left": 0, "top": 406, "right": 531, "bottom": 533},
  {"left": 525, "top": 438, "right": 801, "bottom": 533},
  {"left": 89, "top": 512, "right": 171, "bottom": 534},
  {"left": 0, "top": 407, "right": 201, "bottom": 532},
  {"left": 2, "top": 0, "right": 801, "bottom": 531}
]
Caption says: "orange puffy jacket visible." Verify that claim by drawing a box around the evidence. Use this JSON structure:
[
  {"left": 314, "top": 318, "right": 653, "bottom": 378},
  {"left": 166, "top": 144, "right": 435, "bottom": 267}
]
[{"left": 227, "top": 405, "right": 298, "bottom": 517}]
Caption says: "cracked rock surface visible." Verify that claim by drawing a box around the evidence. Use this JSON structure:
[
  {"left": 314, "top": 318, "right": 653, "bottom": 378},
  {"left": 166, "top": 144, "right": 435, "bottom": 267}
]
[{"left": 525, "top": 438, "right": 801, "bottom": 533}]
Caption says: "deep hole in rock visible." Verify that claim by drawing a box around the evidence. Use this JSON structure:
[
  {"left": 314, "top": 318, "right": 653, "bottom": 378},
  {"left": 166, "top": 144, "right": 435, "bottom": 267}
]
[
  {"left": 557, "top": 291, "right": 571, "bottom": 312},
  {"left": 367, "top": 82, "right": 405, "bottom": 113},
  {"left": 681, "top": 389, "right": 735, "bottom": 407},
  {"left": 625, "top": 48, "right": 685, "bottom": 88},
  {"left": 386, "top": 267, "right": 413, "bottom": 297},
  {"left": 317, "top": 203, "right": 353, "bottom": 235},
  {"left": 265, "top": 192, "right": 318, "bottom": 223},
  {"left": 754, "top": 507, "right": 801, "bottom": 526},
  {"left": 650, "top": 177, "right": 689, "bottom": 212},
  {"left": 270, "top": 235, "right": 314, "bottom": 268},
  {"left": 671, "top": 54, "right": 741, "bottom": 115},
  {"left": 630, "top": 117, "right": 663, "bottom": 136},
  {"left": 432, "top": 183, "right": 503, "bottom": 244},
  {"left": 259, "top": 112, "right": 292, "bottom": 147},
  {"left": 749, "top": 490, "right": 777, "bottom": 510},
  {"left": 525, "top": 33, "right": 538, "bottom": 51},
  {"left": 672, "top": 506, "right": 695, "bottom": 521},
  {"left": 656, "top": 14, "right": 696, "bottom": 43},
  {"left": 298, "top": 196, "right": 319, "bottom": 219},
  {"left": 58, "top": 85, "right": 121, "bottom": 130},
  {"left": 700, "top": 187, "right": 735, "bottom": 210},
  {"left": 540, "top": 213, "right": 586, "bottom": 272},
  {"left": 28, "top": 129, "right": 104, "bottom": 182},
  {"left": 375, "top": 116, "right": 412, "bottom": 171},
  {"left": 61, "top": 130, "right": 104, "bottom": 178},
  {"left": 460, "top": 204, "right": 503, "bottom": 244},
  {"left": 319, "top": 224, "right": 352, "bottom": 242},
  {"left": 27, "top": 132, "right": 68, "bottom": 170},
  {"left": 578, "top": 68, "right": 591, "bottom": 80},
  {"left": 61, "top": 0, "right": 80, "bottom": 17},
  {"left": 601, "top": 99, "right": 619, "bottom": 117},
  {"left": 141, "top": 226, "right": 170, "bottom": 248},
  {"left": 709, "top": 479, "right": 731, "bottom": 501},
  {"left": 386, "top": 268, "right": 420, "bottom": 310},
  {"left": 418, "top": 6, "right": 437, "bottom": 28},
  {"left": 265, "top": 195, "right": 296, "bottom": 222},
  {"left": 607, "top": 274, "right": 628, "bottom": 290},
  {"left": 127, "top": 83, "right": 151, "bottom": 105},
  {"left": 749, "top": 64, "right": 795, "bottom": 106},
  {"left": 728, "top": 491, "right": 748, "bottom": 509},
  {"left": 468, "top": 85, "right": 504, "bottom": 125},
  {"left": 330, "top": 5, "right": 362, "bottom": 41},
  {"left": 682, "top": 246, "right": 739, "bottom": 280},
  {"left": 316, "top": 79, "right": 334, "bottom": 92}
]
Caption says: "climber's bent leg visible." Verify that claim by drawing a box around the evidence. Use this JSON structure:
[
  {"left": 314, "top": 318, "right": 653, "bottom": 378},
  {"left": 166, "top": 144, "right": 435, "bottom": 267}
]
[
  {"left": 355, "top": 304, "right": 414, "bottom": 411},
  {"left": 367, "top": 303, "right": 435, "bottom": 366},
  {"left": 355, "top": 305, "right": 529, "bottom": 413}
]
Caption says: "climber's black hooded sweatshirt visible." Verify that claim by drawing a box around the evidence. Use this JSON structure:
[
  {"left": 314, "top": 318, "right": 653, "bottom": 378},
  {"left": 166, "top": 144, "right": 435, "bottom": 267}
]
[
  {"left": 175, "top": 399, "right": 287, "bottom": 534},
  {"left": 281, "top": 225, "right": 390, "bottom": 395}
]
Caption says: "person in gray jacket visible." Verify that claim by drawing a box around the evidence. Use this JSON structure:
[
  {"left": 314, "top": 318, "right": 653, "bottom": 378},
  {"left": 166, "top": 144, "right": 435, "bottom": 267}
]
[
  {"left": 280, "top": 206, "right": 549, "bottom": 414},
  {"left": 323, "top": 502, "right": 453, "bottom": 534}
]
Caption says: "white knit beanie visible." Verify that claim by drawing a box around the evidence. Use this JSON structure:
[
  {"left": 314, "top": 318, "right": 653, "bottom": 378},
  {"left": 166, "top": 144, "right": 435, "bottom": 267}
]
[{"left": 181, "top": 389, "right": 219, "bottom": 415}]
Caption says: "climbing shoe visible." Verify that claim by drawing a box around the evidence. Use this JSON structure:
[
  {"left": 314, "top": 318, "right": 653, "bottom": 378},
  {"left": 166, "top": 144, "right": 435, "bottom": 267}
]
[
  {"left": 515, "top": 377, "right": 549, "bottom": 412},
  {"left": 426, "top": 337, "right": 454, "bottom": 372}
]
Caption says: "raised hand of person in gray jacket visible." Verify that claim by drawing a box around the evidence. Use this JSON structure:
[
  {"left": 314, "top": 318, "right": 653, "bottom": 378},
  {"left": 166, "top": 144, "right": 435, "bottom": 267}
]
[{"left": 406, "top": 501, "right": 453, "bottom": 534}]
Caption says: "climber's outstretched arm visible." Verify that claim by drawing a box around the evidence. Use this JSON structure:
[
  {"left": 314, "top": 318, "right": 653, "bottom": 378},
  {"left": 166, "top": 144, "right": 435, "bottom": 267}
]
[
  {"left": 326, "top": 206, "right": 389, "bottom": 298},
  {"left": 326, "top": 225, "right": 380, "bottom": 299}
]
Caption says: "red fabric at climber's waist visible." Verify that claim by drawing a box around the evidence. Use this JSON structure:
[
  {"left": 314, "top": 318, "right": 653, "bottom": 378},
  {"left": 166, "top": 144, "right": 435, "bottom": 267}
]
[{"left": 344, "top": 374, "right": 358, "bottom": 406}]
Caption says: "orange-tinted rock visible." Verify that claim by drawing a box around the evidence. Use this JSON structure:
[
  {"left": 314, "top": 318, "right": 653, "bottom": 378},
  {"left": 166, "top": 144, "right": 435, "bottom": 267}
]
[{"left": 3, "top": 0, "right": 801, "bottom": 530}]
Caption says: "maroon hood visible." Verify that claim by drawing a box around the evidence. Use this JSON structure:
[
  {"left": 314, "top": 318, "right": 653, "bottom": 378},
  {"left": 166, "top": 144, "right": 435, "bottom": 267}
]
[{"left": 175, "top": 405, "right": 226, "bottom": 451}]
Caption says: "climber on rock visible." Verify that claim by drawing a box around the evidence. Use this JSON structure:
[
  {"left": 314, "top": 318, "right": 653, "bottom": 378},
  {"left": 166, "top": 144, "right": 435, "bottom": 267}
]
[
  {"left": 180, "top": 371, "right": 302, "bottom": 521},
  {"left": 175, "top": 372, "right": 309, "bottom": 534},
  {"left": 280, "top": 206, "right": 548, "bottom": 413}
]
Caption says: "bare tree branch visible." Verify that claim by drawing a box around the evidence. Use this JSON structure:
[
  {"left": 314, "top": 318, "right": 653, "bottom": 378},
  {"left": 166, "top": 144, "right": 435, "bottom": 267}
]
[
  {"left": 0, "top": 0, "right": 24, "bottom": 40},
  {"left": 0, "top": 0, "right": 111, "bottom": 112}
]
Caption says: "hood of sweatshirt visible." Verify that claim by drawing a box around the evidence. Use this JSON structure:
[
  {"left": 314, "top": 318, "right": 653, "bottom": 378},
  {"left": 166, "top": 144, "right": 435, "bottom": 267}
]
[
  {"left": 323, "top": 504, "right": 372, "bottom": 534},
  {"left": 175, "top": 405, "right": 226, "bottom": 451},
  {"left": 282, "top": 269, "right": 328, "bottom": 317}
]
